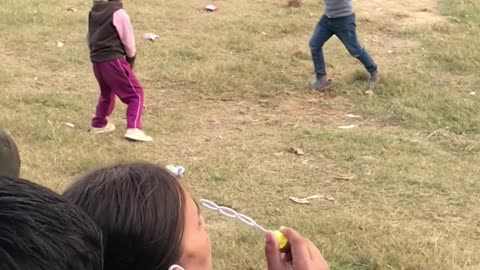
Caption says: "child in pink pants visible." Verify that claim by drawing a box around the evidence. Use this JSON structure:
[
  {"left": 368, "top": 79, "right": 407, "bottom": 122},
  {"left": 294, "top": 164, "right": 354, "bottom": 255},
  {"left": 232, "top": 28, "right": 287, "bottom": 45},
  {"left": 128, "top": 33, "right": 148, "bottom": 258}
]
[{"left": 88, "top": 0, "right": 152, "bottom": 142}]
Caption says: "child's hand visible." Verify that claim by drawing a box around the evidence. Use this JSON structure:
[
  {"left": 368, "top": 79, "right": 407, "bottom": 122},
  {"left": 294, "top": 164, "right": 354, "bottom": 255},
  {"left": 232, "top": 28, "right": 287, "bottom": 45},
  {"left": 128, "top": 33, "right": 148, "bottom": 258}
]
[
  {"left": 126, "top": 55, "right": 136, "bottom": 69},
  {"left": 265, "top": 227, "right": 329, "bottom": 270}
]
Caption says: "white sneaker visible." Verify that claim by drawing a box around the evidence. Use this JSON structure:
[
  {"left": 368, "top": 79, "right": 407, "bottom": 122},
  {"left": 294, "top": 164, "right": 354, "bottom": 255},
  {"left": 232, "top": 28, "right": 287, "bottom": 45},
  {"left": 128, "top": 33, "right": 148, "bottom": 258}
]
[
  {"left": 124, "top": 129, "right": 153, "bottom": 142},
  {"left": 91, "top": 123, "right": 116, "bottom": 134}
]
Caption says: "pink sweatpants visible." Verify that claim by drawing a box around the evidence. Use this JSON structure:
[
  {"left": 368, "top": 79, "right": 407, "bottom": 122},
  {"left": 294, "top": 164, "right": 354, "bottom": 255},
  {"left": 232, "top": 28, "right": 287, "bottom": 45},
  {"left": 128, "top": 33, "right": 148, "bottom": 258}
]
[{"left": 91, "top": 57, "right": 144, "bottom": 129}]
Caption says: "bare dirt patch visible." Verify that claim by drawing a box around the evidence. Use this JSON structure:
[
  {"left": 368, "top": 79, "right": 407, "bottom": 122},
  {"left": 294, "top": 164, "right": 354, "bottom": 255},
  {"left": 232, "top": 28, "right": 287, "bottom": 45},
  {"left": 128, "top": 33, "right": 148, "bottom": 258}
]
[{"left": 354, "top": 0, "right": 446, "bottom": 26}]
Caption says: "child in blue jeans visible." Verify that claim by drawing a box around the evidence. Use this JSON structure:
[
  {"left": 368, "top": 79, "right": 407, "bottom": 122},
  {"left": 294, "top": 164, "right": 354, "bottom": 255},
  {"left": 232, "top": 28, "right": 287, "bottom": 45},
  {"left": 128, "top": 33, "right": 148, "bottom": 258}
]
[{"left": 309, "top": 0, "right": 379, "bottom": 90}]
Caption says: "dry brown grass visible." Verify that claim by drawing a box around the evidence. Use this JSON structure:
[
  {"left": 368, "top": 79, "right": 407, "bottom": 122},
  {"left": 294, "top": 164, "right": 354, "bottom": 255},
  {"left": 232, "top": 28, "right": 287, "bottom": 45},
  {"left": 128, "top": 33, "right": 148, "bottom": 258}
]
[
  {"left": 0, "top": 0, "right": 479, "bottom": 269},
  {"left": 287, "top": 0, "right": 303, "bottom": 8}
]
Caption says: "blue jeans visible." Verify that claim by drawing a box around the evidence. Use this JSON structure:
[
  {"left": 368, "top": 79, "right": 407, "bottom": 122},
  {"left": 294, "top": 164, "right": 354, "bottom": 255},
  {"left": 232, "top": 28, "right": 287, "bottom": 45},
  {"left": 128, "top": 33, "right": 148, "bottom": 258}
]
[{"left": 309, "top": 13, "right": 377, "bottom": 79}]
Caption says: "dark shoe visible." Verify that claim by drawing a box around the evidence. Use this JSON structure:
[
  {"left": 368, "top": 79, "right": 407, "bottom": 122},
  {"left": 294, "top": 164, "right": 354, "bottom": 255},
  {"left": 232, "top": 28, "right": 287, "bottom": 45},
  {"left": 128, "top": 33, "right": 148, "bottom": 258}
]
[
  {"left": 368, "top": 71, "right": 379, "bottom": 85},
  {"left": 311, "top": 79, "right": 334, "bottom": 91}
]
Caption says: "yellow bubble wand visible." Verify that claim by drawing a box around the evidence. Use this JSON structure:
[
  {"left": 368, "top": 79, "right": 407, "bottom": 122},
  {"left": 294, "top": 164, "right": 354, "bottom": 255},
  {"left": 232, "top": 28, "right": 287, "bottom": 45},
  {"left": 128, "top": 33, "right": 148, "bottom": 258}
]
[{"left": 199, "top": 199, "right": 288, "bottom": 250}]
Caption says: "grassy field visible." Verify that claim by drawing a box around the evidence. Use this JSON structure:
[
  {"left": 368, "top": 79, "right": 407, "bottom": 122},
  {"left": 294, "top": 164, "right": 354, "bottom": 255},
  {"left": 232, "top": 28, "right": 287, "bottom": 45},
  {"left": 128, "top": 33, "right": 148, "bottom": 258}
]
[{"left": 1, "top": 0, "right": 479, "bottom": 269}]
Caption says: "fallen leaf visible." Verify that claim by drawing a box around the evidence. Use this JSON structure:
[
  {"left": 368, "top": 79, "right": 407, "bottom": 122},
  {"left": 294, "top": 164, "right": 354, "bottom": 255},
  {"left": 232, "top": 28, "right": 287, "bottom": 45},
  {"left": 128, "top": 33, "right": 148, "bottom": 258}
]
[
  {"left": 210, "top": 119, "right": 221, "bottom": 125},
  {"left": 289, "top": 194, "right": 334, "bottom": 204},
  {"left": 325, "top": 196, "right": 335, "bottom": 201},
  {"left": 345, "top": 113, "right": 362, "bottom": 118},
  {"left": 205, "top": 4, "right": 218, "bottom": 11},
  {"left": 142, "top": 33, "right": 159, "bottom": 41},
  {"left": 425, "top": 129, "right": 441, "bottom": 140},
  {"left": 333, "top": 174, "right": 357, "bottom": 181},
  {"left": 289, "top": 197, "right": 311, "bottom": 204},
  {"left": 362, "top": 156, "right": 377, "bottom": 161},
  {"left": 365, "top": 90, "right": 374, "bottom": 96},
  {"left": 338, "top": 125, "right": 356, "bottom": 129},
  {"left": 235, "top": 126, "right": 246, "bottom": 132},
  {"left": 419, "top": 7, "right": 433, "bottom": 12},
  {"left": 450, "top": 17, "right": 461, "bottom": 23},
  {"left": 304, "top": 195, "right": 323, "bottom": 200},
  {"left": 288, "top": 147, "right": 305, "bottom": 155}
]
